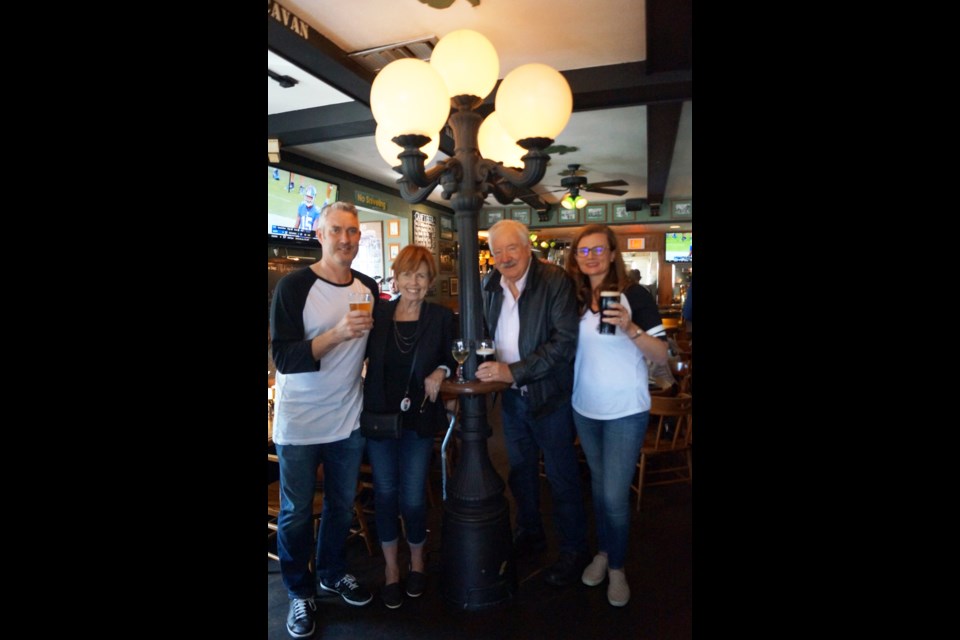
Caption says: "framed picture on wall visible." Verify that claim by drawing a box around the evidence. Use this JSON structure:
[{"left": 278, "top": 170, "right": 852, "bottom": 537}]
[
  {"left": 441, "top": 230, "right": 455, "bottom": 240},
  {"left": 450, "top": 277, "right": 459, "bottom": 296},
  {"left": 486, "top": 210, "right": 503, "bottom": 226},
  {"left": 388, "top": 220, "right": 400, "bottom": 237},
  {"left": 440, "top": 216, "right": 453, "bottom": 230},
  {"left": 672, "top": 200, "right": 692, "bottom": 217},
  {"left": 441, "top": 279, "right": 449, "bottom": 296},
  {"left": 510, "top": 208, "right": 531, "bottom": 225},
  {"left": 585, "top": 205, "right": 607, "bottom": 222},
  {"left": 559, "top": 209, "right": 578, "bottom": 223},
  {"left": 439, "top": 242, "right": 455, "bottom": 273},
  {"left": 389, "top": 243, "right": 400, "bottom": 259},
  {"left": 612, "top": 204, "right": 632, "bottom": 221}
]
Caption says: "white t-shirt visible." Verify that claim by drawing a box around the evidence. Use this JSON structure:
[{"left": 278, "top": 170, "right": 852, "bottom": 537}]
[
  {"left": 572, "top": 290, "right": 663, "bottom": 420},
  {"left": 273, "top": 278, "right": 370, "bottom": 445}
]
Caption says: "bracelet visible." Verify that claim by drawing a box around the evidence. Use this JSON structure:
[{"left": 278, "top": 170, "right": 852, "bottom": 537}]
[
  {"left": 437, "top": 365, "right": 451, "bottom": 378},
  {"left": 632, "top": 327, "right": 645, "bottom": 339}
]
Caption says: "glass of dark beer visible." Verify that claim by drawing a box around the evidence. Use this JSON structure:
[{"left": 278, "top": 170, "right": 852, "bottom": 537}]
[
  {"left": 599, "top": 291, "right": 619, "bottom": 335},
  {"left": 476, "top": 338, "right": 496, "bottom": 363}
]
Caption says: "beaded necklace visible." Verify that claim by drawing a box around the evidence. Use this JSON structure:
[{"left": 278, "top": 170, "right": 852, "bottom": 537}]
[{"left": 393, "top": 318, "right": 419, "bottom": 354}]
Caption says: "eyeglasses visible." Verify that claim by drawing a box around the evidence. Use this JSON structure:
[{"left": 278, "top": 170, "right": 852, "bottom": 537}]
[{"left": 576, "top": 246, "right": 608, "bottom": 258}]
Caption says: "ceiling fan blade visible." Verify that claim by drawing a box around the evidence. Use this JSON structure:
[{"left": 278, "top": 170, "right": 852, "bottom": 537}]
[
  {"left": 514, "top": 187, "right": 549, "bottom": 210},
  {"left": 585, "top": 187, "right": 628, "bottom": 196},
  {"left": 584, "top": 180, "right": 628, "bottom": 189}
]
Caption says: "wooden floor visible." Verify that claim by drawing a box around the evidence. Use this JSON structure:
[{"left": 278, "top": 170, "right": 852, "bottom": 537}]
[{"left": 267, "top": 396, "right": 692, "bottom": 639}]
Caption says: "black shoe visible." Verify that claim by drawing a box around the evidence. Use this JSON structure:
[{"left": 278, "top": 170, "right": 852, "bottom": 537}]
[
  {"left": 544, "top": 551, "right": 591, "bottom": 587},
  {"left": 319, "top": 574, "right": 373, "bottom": 606},
  {"left": 513, "top": 528, "right": 547, "bottom": 558},
  {"left": 381, "top": 582, "right": 403, "bottom": 609},
  {"left": 405, "top": 570, "right": 427, "bottom": 598},
  {"left": 286, "top": 597, "right": 317, "bottom": 638}
]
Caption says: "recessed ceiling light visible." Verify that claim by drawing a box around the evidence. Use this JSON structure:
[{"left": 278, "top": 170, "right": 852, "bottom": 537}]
[{"left": 669, "top": 225, "right": 680, "bottom": 229}]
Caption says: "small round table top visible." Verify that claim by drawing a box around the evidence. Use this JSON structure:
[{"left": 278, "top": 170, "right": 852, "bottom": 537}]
[{"left": 440, "top": 379, "right": 510, "bottom": 396}]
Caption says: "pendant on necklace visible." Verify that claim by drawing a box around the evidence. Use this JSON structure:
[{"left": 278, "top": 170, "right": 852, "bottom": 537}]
[{"left": 400, "top": 397, "right": 411, "bottom": 412}]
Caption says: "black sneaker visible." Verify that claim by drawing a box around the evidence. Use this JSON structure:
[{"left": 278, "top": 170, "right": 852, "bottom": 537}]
[
  {"left": 405, "top": 570, "right": 427, "bottom": 598},
  {"left": 285, "top": 597, "right": 316, "bottom": 638},
  {"left": 544, "top": 551, "right": 591, "bottom": 587},
  {"left": 381, "top": 582, "right": 403, "bottom": 609},
  {"left": 319, "top": 573, "right": 373, "bottom": 606}
]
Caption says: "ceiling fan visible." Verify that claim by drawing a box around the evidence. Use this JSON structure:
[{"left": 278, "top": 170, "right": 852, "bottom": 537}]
[{"left": 540, "top": 164, "right": 629, "bottom": 209}]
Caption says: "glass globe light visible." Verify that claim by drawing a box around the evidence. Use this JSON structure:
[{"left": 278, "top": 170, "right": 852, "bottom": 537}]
[
  {"left": 430, "top": 29, "right": 500, "bottom": 100},
  {"left": 370, "top": 58, "right": 450, "bottom": 139},
  {"left": 495, "top": 63, "right": 572, "bottom": 141},
  {"left": 478, "top": 111, "right": 526, "bottom": 168}
]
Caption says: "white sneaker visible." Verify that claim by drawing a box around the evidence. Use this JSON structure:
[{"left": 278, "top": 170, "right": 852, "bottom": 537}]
[
  {"left": 607, "top": 569, "right": 630, "bottom": 607},
  {"left": 581, "top": 553, "right": 608, "bottom": 586}
]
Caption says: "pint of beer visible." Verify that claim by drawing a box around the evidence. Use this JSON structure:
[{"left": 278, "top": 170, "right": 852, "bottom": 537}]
[
  {"left": 348, "top": 291, "right": 373, "bottom": 314},
  {"left": 599, "top": 291, "right": 619, "bottom": 335}
]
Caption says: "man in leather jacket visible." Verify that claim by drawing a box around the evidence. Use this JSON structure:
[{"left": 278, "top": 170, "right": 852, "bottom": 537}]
[{"left": 476, "top": 220, "right": 590, "bottom": 588}]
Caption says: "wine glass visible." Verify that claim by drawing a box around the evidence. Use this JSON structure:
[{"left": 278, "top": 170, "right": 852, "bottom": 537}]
[
  {"left": 476, "top": 338, "right": 496, "bottom": 364},
  {"left": 451, "top": 338, "right": 472, "bottom": 384}
]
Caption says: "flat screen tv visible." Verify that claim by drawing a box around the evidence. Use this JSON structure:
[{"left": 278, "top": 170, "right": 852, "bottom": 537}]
[
  {"left": 664, "top": 231, "right": 692, "bottom": 263},
  {"left": 268, "top": 166, "right": 340, "bottom": 245}
]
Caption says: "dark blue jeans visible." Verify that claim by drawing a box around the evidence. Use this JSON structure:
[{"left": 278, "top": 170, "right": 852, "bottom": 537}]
[
  {"left": 275, "top": 428, "right": 366, "bottom": 599},
  {"left": 365, "top": 428, "right": 434, "bottom": 547},
  {"left": 500, "top": 389, "right": 588, "bottom": 555},
  {"left": 573, "top": 409, "right": 649, "bottom": 569}
]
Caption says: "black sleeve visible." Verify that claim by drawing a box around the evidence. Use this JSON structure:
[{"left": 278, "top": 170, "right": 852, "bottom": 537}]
[
  {"left": 623, "top": 283, "right": 667, "bottom": 340},
  {"left": 270, "top": 268, "right": 322, "bottom": 374}
]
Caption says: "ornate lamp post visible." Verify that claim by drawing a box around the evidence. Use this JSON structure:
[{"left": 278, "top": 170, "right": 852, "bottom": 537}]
[{"left": 369, "top": 29, "right": 572, "bottom": 610}]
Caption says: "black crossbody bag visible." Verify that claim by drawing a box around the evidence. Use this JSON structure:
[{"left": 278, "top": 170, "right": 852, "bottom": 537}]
[{"left": 360, "top": 335, "right": 423, "bottom": 440}]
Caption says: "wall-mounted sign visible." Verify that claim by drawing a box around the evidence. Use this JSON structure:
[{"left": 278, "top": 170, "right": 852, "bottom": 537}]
[
  {"left": 486, "top": 210, "right": 503, "bottom": 226},
  {"left": 413, "top": 211, "right": 438, "bottom": 253},
  {"left": 558, "top": 209, "right": 578, "bottom": 223},
  {"left": 355, "top": 190, "right": 387, "bottom": 211},
  {"left": 626, "top": 238, "right": 645, "bottom": 250}
]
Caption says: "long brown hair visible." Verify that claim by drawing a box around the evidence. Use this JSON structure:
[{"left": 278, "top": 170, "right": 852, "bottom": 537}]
[{"left": 565, "top": 224, "right": 630, "bottom": 315}]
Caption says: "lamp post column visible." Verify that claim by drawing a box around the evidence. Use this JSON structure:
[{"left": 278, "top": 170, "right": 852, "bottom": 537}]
[{"left": 437, "top": 107, "right": 517, "bottom": 610}]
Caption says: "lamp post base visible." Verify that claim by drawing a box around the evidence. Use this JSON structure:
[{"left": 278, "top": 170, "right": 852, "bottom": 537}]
[
  {"left": 438, "top": 381, "right": 516, "bottom": 610},
  {"left": 440, "top": 496, "right": 516, "bottom": 610}
]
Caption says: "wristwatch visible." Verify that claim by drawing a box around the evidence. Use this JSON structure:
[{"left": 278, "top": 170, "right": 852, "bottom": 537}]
[{"left": 632, "top": 327, "right": 645, "bottom": 339}]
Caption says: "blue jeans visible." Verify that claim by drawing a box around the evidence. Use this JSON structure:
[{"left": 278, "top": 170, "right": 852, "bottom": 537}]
[
  {"left": 365, "top": 428, "right": 434, "bottom": 547},
  {"left": 500, "top": 390, "right": 588, "bottom": 554},
  {"left": 572, "top": 409, "right": 649, "bottom": 570},
  {"left": 275, "top": 428, "right": 366, "bottom": 599}
]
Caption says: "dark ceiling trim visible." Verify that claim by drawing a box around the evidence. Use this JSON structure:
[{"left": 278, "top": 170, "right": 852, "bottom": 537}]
[
  {"left": 645, "top": 102, "right": 683, "bottom": 205},
  {"left": 268, "top": 102, "right": 375, "bottom": 145},
  {"left": 268, "top": 19, "right": 374, "bottom": 104},
  {"left": 646, "top": 0, "right": 692, "bottom": 74}
]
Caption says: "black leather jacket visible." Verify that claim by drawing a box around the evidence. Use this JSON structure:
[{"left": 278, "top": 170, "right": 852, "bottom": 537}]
[{"left": 482, "top": 258, "right": 579, "bottom": 419}]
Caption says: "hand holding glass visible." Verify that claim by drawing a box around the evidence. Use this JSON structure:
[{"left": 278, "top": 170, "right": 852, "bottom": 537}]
[
  {"left": 348, "top": 291, "right": 373, "bottom": 314},
  {"left": 599, "top": 291, "right": 619, "bottom": 335},
  {"left": 451, "top": 339, "right": 472, "bottom": 384}
]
